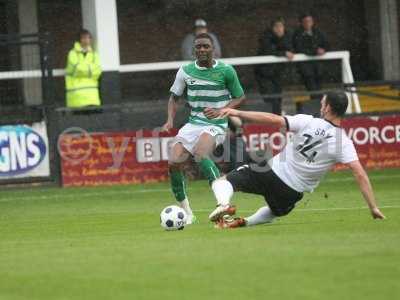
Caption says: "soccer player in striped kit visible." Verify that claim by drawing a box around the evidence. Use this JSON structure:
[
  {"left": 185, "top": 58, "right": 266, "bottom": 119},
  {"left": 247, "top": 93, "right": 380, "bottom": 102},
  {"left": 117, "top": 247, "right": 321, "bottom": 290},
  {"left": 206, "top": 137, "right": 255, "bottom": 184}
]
[{"left": 162, "top": 33, "right": 245, "bottom": 224}]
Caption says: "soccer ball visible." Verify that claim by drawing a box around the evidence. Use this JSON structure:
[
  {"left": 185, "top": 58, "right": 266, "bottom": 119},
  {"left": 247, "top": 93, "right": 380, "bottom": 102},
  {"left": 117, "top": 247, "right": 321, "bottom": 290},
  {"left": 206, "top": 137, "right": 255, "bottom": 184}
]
[{"left": 160, "top": 205, "right": 187, "bottom": 231}]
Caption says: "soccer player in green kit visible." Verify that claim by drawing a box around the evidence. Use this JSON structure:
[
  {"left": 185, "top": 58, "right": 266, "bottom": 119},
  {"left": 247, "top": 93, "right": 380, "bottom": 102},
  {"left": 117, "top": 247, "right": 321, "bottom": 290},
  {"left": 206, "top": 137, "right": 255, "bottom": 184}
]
[{"left": 162, "top": 33, "right": 245, "bottom": 224}]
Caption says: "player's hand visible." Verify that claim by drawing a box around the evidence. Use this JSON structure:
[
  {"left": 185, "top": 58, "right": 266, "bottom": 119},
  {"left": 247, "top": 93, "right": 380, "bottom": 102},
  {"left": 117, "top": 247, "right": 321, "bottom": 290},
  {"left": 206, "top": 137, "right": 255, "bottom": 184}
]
[
  {"left": 204, "top": 108, "right": 221, "bottom": 119},
  {"left": 219, "top": 108, "right": 239, "bottom": 118},
  {"left": 204, "top": 107, "right": 237, "bottom": 119},
  {"left": 370, "top": 207, "right": 386, "bottom": 219},
  {"left": 161, "top": 119, "right": 173, "bottom": 132}
]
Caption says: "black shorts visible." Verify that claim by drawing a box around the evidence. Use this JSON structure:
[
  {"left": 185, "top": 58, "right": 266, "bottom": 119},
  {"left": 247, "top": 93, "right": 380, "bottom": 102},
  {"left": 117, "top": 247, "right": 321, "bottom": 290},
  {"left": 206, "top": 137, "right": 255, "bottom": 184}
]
[{"left": 226, "top": 163, "right": 303, "bottom": 217}]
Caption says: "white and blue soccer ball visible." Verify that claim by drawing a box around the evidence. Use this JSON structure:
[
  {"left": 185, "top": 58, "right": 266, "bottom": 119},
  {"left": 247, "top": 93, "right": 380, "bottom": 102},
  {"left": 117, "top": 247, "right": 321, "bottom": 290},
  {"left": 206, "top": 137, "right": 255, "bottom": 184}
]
[{"left": 160, "top": 205, "right": 187, "bottom": 231}]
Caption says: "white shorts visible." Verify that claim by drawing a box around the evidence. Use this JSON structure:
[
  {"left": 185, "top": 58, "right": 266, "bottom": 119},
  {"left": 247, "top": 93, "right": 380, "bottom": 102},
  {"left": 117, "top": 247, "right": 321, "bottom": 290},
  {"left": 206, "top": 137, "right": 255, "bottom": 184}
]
[{"left": 173, "top": 123, "right": 226, "bottom": 154}]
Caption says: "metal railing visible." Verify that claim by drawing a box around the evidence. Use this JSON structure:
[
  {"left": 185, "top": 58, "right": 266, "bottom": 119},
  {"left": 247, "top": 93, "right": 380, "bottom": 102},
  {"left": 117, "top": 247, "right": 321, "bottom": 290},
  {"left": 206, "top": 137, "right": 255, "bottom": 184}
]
[{"left": 0, "top": 50, "right": 360, "bottom": 113}]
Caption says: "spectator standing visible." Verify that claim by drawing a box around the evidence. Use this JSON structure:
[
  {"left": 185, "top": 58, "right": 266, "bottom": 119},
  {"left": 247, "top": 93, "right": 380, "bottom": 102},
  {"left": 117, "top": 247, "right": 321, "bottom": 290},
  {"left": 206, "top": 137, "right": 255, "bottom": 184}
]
[
  {"left": 65, "top": 29, "right": 102, "bottom": 108},
  {"left": 255, "top": 18, "right": 294, "bottom": 114},
  {"left": 293, "top": 13, "right": 329, "bottom": 114},
  {"left": 181, "top": 19, "right": 222, "bottom": 60}
]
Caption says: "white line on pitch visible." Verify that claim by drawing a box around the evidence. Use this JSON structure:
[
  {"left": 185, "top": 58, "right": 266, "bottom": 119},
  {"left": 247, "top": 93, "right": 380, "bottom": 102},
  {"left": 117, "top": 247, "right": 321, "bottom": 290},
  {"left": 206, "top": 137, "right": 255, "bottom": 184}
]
[
  {"left": 0, "top": 188, "right": 172, "bottom": 203},
  {"left": 194, "top": 205, "right": 400, "bottom": 213},
  {"left": 325, "top": 174, "right": 400, "bottom": 182},
  {"left": 0, "top": 173, "right": 399, "bottom": 203}
]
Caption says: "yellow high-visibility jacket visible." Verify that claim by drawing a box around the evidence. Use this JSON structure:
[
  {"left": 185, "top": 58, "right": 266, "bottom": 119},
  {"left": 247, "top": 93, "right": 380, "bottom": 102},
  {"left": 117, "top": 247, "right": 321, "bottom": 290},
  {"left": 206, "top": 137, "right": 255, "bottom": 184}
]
[{"left": 65, "top": 42, "right": 102, "bottom": 108}]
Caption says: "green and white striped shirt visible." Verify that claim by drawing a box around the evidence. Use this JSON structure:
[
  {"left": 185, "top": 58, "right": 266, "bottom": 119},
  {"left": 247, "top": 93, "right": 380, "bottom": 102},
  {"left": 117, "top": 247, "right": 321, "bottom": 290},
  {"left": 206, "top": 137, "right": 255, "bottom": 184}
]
[{"left": 170, "top": 60, "right": 244, "bottom": 131}]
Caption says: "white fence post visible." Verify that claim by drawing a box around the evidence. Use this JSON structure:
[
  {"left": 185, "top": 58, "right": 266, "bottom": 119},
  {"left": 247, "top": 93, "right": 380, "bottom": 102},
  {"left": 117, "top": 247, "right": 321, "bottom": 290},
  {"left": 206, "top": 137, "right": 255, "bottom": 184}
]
[{"left": 341, "top": 54, "right": 362, "bottom": 113}]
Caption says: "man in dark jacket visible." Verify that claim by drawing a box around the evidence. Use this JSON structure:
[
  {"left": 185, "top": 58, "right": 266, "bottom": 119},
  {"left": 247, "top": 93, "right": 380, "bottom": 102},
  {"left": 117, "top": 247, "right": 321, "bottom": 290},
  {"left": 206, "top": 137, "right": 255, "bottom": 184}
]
[
  {"left": 255, "top": 18, "right": 294, "bottom": 115},
  {"left": 293, "top": 13, "right": 329, "bottom": 114}
]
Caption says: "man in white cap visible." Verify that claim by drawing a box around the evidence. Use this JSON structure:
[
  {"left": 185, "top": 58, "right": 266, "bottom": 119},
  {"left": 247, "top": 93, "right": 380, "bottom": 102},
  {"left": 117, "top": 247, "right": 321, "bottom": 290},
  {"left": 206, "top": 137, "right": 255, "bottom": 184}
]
[{"left": 181, "top": 18, "right": 222, "bottom": 60}]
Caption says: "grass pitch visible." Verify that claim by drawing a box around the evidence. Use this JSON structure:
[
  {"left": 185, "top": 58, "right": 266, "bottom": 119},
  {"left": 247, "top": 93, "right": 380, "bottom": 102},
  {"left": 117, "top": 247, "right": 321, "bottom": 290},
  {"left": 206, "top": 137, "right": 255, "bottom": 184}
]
[{"left": 0, "top": 169, "right": 399, "bottom": 300}]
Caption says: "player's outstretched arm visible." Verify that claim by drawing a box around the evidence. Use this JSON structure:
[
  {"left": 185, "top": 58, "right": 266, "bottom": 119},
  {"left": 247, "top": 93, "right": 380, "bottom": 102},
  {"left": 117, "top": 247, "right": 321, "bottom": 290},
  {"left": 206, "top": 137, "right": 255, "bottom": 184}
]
[
  {"left": 224, "top": 95, "right": 246, "bottom": 109},
  {"left": 162, "top": 94, "right": 180, "bottom": 132},
  {"left": 205, "top": 107, "right": 286, "bottom": 129},
  {"left": 203, "top": 96, "right": 246, "bottom": 119},
  {"left": 347, "top": 160, "right": 386, "bottom": 219}
]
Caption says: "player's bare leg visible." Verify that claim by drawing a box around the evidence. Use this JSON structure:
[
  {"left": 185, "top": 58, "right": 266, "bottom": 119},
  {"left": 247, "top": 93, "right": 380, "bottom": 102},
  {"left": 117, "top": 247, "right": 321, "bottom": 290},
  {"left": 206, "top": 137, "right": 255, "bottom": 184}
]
[
  {"left": 193, "top": 133, "right": 237, "bottom": 221},
  {"left": 193, "top": 132, "right": 221, "bottom": 184},
  {"left": 169, "top": 143, "right": 197, "bottom": 224}
]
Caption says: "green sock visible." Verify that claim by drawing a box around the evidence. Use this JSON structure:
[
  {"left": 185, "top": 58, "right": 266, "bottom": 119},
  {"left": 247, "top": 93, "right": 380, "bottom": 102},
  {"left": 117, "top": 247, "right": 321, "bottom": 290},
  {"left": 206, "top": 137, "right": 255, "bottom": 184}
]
[
  {"left": 170, "top": 169, "right": 187, "bottom": 202},
  {"left": 198, "top": 158, "right": 220, "bottom": 185}
]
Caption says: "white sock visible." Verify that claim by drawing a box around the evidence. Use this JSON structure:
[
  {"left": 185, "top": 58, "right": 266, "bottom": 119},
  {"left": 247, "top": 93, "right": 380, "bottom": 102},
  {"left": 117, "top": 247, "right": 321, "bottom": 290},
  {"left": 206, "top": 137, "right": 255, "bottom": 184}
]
[
  {"left": 211, "top": 179, "right": 234, "bottom": 206},
  {"left": 178, "top": 198, "right": 193, "bottom": 216},
  {"left": 245, "top": 206, "right": 275, "bottom": 226}
]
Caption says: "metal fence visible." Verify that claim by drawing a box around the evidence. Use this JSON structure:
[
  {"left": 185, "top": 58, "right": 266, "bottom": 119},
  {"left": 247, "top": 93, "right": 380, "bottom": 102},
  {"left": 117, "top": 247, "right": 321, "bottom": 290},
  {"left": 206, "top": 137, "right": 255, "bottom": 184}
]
[{"left": 0, "top": 33, "right": 53, "bottom": 110}]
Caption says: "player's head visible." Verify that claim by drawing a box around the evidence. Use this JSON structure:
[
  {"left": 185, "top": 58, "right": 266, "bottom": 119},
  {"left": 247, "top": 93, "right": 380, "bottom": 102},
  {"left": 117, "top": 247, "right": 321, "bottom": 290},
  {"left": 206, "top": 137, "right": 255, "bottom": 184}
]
[
  {"left": 299, "top": 13, "right": 314, "bottom": 31},
  {"left": 320, "top": 92, "right": 348, "bottom": 118},
  {"left": 79, "top": 29, "right": 92, "bottom": 48},
  {"left": 194, "top": 33, "right": 214, "bottom": 63}
]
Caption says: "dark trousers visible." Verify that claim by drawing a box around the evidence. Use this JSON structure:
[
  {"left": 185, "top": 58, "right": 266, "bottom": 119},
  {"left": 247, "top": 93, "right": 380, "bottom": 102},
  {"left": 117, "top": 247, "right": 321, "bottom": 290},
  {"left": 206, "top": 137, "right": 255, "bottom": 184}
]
[
  {"left": 297, "top": 61, "right": 323, "bottom": 116},
  {"left": 255, "top": 64, "right": 289, "bottom": 115}
]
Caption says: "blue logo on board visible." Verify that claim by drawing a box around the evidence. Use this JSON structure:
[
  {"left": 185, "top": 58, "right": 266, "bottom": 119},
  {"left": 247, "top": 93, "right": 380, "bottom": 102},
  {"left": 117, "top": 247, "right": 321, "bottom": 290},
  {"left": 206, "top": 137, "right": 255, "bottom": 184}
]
[{"left": 0, "top": 126, "right": 47, "bottom": 176}]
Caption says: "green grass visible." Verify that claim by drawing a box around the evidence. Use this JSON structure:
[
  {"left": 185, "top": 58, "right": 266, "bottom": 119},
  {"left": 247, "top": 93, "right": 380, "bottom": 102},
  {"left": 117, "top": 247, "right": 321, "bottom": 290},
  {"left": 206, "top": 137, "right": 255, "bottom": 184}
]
[{"left": 0, "top": 169, "right": 399, "bottom": 300}]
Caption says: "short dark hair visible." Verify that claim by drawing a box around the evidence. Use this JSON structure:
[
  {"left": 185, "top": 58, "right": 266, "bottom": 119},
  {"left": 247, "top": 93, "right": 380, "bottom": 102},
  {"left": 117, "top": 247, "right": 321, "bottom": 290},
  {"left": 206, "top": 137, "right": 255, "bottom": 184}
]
[
  {"left": 194, "top": 33, "right": 213, "bottom": 45},
  {"left": 325, "top": 92, "right": 348, "bottom": 117},
  {"left": 270, "top": 17, "right": 285, "bottom": 28},
  {"left": 299, "top": 12, "right": 313, "bottom": 21},
  {"left": 79, "top": 29, "right": 92, "bottom": 39}
]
